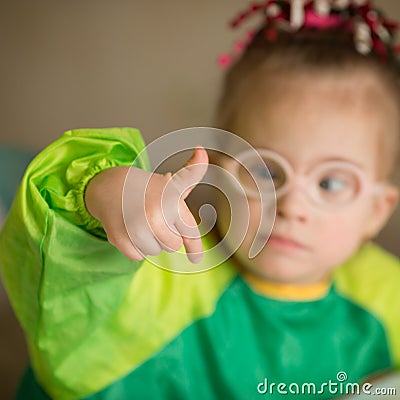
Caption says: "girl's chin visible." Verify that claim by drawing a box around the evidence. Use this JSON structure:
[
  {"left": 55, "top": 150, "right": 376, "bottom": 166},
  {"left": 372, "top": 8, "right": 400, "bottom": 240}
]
[
  {"left": 235, "top": 259, "right": 281, "bottom": 279},
  {"left": 236, "top": 253, "right": 317, "bottom": 284}
]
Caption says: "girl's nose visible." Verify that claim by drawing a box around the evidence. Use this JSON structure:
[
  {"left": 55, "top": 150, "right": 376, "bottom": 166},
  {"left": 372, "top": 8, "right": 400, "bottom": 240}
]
[{"left": 276, "top": 187, "right": 309, "bottom": 222}]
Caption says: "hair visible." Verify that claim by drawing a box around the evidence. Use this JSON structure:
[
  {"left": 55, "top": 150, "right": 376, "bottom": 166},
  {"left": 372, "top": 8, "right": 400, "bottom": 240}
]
[{"left": 214, "top": 25, "right": 400, "bottom": 180}]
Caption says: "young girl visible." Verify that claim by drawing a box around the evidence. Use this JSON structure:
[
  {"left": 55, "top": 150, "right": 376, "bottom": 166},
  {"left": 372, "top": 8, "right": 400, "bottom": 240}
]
[{"left": 1, "top": 1, "right": 400, "bottom": 399}]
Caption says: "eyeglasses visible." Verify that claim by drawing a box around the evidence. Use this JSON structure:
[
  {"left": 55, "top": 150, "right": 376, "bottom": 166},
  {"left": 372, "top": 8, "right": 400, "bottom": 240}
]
[{"left": 226, "top": 148, "right": 384, "bottom": 208}]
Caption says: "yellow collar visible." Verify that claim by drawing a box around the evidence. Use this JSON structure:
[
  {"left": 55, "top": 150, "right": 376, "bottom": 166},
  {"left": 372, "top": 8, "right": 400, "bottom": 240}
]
[{"left": 241, "top": 270, "right": 331, "bottom": 301}]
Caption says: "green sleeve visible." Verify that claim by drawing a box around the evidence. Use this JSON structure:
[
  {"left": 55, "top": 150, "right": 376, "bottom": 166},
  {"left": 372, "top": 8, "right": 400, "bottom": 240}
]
[{"left": 0, "top": 127, "right": 149, "bottom": 399}]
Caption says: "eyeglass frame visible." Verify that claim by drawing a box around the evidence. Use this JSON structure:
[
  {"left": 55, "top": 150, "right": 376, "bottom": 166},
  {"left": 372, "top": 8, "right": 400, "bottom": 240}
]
[{"left": 224, "top": 148, "right": 386, "bottom": 208}]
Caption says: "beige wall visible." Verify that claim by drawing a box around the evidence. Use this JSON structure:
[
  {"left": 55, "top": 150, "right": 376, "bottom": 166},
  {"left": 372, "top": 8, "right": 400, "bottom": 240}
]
[
  {"left": 1, "top": 0, "right": 398, "bottom": 149},
  {"left": 0, "top": 0, "right": 245, "bottom": 150}
]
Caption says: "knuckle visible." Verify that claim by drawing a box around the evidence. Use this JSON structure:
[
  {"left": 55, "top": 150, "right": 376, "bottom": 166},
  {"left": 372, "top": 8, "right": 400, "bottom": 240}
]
[
  {"left": 145, "top": 208, "right": 165, "bottom": 229},
  {"left": 165, "top": 237, "right": 183, "bottom": 252}
]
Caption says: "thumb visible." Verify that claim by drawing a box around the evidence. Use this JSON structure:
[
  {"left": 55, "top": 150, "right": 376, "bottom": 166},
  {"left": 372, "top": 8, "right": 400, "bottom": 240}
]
[{"left": 171, "top": 146, "right": 209, "bottom": 199}]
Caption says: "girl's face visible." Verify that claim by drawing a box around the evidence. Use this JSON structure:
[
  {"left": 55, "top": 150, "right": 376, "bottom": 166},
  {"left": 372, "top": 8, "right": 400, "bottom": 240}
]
[{"left": 217, "top": 73, "right": 399, "bottom": 284}]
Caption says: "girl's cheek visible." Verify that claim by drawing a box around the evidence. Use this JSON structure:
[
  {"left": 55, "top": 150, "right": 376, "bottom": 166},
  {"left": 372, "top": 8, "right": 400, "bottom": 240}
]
[{"left": 317, "top": 214, "right": 366, "bottom": 257}]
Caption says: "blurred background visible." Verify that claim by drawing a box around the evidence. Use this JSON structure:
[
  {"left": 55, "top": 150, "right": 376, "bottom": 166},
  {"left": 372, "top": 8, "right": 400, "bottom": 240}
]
[{"left": 0, "top": 0, "right": 399, "bottom": 398}]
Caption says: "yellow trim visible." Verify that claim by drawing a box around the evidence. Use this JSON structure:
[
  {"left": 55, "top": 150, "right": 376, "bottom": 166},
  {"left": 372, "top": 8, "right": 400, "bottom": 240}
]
[{"left": 241, "top": 270, "right": 331, "bottom": 301}]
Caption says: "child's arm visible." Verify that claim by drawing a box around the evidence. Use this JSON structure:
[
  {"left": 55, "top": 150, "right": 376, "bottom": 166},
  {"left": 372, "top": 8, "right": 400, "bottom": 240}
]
[{"left": 0, "top": 128, "right": 151, "bottom": 399}]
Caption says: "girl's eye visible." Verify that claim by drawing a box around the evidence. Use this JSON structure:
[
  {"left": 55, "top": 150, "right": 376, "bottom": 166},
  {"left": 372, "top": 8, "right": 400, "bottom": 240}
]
[
  {"left": 319, "top": 177, "right": 347, "bottom": 193},
  {"left": 317, "top": 172, "right": 358, "bottom": 204},
  {"left": 266, "top": 164, "right": 286, "bottom": 188},
  {"left": 251, "top": 165, "right": 271, "bottom": 180},
  {"left": 251, "top": 164, "right": 286, "bottom": 190}
]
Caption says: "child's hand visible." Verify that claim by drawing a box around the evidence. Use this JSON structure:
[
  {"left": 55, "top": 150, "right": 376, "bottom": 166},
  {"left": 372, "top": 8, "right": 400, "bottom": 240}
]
[{"left": 85, "top": 147, "right": 209, "bottom": 263}]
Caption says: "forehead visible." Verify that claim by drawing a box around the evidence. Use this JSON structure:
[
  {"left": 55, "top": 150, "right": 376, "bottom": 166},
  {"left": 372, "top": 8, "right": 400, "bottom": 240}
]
[{"left": 233, "top": 72, "right": 398, "bottom": 174}]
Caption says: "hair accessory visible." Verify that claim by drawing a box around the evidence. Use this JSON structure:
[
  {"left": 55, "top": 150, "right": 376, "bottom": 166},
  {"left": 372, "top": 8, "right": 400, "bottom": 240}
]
[{"left": 217, "top": 0, "right": 400, "bottom": 68}]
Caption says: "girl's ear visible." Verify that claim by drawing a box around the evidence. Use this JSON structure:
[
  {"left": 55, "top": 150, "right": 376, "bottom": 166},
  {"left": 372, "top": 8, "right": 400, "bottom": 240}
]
[{"left": 364, "top": 184, "right": 399, "bottom": 240}]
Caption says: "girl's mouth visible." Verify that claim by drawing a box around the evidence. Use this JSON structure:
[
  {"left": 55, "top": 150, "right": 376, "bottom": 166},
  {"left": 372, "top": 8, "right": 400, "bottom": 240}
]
[{"left": 267, "top": 235, "right": 306, "bottom": 251}]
